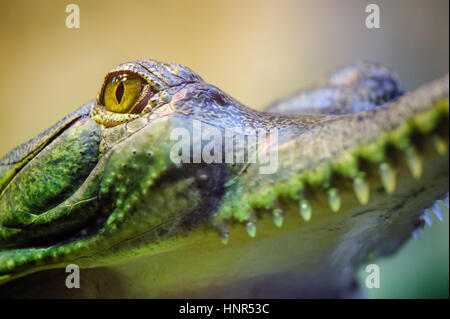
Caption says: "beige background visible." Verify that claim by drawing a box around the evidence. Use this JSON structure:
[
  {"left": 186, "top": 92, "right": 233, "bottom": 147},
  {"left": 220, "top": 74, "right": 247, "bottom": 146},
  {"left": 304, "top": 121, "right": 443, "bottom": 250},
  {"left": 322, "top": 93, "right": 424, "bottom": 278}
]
[{"left": 0, "top": 0, "right": 448, "bottom": 298}]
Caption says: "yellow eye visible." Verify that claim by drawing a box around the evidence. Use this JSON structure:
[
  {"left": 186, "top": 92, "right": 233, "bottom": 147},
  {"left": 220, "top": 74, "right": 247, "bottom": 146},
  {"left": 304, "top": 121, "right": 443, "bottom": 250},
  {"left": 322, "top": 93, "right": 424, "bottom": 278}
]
[{"left": 102, "top": 73, "right": 152, "bottom": 113}]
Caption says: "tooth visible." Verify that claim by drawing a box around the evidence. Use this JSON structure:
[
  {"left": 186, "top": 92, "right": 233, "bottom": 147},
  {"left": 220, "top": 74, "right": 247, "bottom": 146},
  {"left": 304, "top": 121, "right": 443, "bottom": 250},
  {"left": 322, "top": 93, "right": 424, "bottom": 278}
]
[
  {"left": 433, "top": 135, "right": 448, "bottom": 155},
  {"left": 300, "top": 199, "right": 312, "bottom": 221},
  {"left": 273, "top": 209, "right": 284, "bottom": 228},
  {"left": 442, "top": 193, "right": 449, "bottom": 208},
  {"left": 379, "top": 162, "right": 397, "bottom": 194},
  {"left": 422, "top": 210, "right": 433, "bottom": 226},
  {"left": 353, "top": 175, "right": 370, "bottom": 205},
  {"left": 220, "top": 232, "right": 229, "bottom": 245},
  {"left": 412, "top": 228, "right": 423, "bottom": 241},
  {"left": 405, "top": 147, "right": 422, "bottom": 179},
  {"left": 420, "top": 209, "right": 433, "bottom": 227},
  {"left": 327, "top": 188, "right": 341, "bottom": 212},
  {"left": 431, "top": 201, "right": 444, "bottom": 222},
  {"left": 246, "top": 222, "right": 256, "bottom": 238}
]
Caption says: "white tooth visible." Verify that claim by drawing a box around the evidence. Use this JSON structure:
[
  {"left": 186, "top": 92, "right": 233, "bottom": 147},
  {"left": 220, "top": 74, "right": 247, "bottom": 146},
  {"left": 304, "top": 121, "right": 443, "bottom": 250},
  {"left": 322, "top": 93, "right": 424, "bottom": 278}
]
[
  {"left": 405, "top": 147, "right": 422, "bottom": 179},
  {"left": 412, "top": 229, "right": 421, "bottom": 241},
  {"left": 443, "top": 192, "right": 449, "bottom": 208},
  {"left": 246, "top": 222, "right": 256, "bottom": 238},
  {"left": 379, "top": 162, "right": 397, "bottom": 194},
  {"left": 432, "top": 201, "right": 444, "bottom": 222},
  {"left": 353, "top": 175, "right": 370, "bottom": 205},
  {"left": 220, "top": 232, "right": 229, "bottom": 245},
  {"left": 422, "top": 210, "right": 433, "bottom": 227},
  {"left": 272, "top": 209, "right": 284, "bottom": 228},
  {"left": 413, "top": 227, "right": 425, "bottom": 240},
  {"left": 299, "top": 199, "right": 312, "bottom": 221}
]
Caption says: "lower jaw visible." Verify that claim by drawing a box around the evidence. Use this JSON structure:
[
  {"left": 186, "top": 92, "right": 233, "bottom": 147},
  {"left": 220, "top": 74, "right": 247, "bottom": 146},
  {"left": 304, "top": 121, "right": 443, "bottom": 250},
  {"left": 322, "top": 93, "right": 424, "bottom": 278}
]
[{"left": 91, "top": 147, "right": 448, "bottom": 298}]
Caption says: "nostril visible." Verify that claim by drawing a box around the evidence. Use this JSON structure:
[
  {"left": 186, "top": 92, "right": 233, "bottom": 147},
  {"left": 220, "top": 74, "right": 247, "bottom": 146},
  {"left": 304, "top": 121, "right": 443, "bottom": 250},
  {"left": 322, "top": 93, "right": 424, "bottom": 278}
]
[{"left": 210, "top": 90, "right": 227, "bottom": 106}]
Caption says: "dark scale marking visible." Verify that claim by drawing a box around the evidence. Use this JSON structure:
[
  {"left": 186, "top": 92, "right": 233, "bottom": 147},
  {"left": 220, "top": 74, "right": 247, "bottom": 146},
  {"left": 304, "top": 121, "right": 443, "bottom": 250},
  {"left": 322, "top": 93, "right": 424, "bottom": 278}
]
[{"left": 351, "top": 209, "right": 377, "bottom": 218}]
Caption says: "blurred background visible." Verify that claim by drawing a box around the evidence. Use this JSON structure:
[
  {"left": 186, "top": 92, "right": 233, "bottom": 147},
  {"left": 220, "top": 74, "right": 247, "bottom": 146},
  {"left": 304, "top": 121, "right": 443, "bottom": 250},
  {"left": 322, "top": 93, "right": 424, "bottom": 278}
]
[{"left": 0, "top": 0, "right": 448, "bottom": 298}]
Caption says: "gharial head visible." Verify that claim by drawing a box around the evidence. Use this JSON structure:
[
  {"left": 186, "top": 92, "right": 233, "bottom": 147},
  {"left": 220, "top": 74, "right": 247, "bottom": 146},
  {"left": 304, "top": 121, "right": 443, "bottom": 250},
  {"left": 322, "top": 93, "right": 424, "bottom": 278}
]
[{"left": 0, "top": 59, "right": 448, "bottom": 298}]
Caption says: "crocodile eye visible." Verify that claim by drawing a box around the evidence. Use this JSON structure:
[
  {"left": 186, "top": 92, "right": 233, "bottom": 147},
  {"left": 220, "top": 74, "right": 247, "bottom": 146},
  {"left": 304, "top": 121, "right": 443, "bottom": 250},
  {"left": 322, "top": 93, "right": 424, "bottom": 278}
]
[{"left": 102, "top": 73, "right": 152, "bottom": 113}]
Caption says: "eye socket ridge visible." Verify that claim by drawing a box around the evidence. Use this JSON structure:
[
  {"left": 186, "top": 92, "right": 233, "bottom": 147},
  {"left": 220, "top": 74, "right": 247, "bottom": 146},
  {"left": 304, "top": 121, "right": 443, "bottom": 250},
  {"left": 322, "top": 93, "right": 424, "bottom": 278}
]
[{"left": 101, "top": 72, "right": 153, "bottom": 114}]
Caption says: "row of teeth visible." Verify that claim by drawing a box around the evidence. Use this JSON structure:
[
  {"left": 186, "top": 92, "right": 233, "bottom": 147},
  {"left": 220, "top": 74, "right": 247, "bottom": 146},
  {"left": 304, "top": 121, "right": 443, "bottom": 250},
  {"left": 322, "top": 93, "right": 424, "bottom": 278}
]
[
  {"left": 219, "top": 138, "right": 448, "bottom": 244},
  {"left": 413, "top": 192, "right": 449, "bottom": 240}
]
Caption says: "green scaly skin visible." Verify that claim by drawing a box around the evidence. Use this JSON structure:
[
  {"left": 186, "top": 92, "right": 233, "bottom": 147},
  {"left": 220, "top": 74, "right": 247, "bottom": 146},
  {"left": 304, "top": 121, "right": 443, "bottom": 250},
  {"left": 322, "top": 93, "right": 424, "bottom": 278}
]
[{"left": 0, "top": 60, "right": 448, "bottom": 298}]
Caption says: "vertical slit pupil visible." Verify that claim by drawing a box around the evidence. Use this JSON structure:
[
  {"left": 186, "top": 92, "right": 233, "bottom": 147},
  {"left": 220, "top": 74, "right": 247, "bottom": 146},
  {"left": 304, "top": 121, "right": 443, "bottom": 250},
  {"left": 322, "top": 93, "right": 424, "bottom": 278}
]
[{"left": 115, "top": 82, "right": 125, "bottom": 104}]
